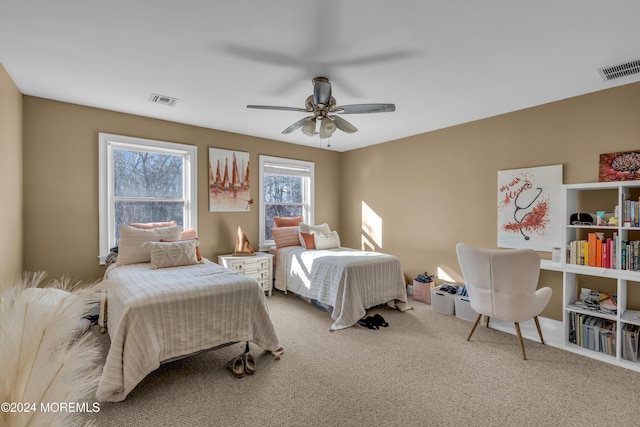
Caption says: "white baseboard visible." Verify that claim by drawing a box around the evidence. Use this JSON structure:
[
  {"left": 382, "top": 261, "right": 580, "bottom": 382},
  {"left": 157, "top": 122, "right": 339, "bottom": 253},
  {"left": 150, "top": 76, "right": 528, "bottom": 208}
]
[{"left": 479, "top": 316, "right": 564, "bottom": 348}]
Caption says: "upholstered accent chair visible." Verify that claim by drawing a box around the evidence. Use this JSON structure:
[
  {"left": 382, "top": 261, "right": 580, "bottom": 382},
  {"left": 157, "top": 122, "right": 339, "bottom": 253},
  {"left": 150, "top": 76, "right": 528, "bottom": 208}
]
[{"left": 455, "top": 243, "right": 553, "bottom": 360}]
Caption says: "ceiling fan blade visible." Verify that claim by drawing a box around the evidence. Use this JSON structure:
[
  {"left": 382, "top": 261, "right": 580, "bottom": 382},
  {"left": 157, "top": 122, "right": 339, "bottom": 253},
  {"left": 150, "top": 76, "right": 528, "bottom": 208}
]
[
  {"left": 336, "top": 104, "right": 396, "bottom": 114},
  {"left": 247, "top": 105, "right": 309, "bottom": 112},
  {"left": 282, "top": 116, "right": 315, "bottom": 135},
  {"left": 332, "top": 116, "right": 358, "bottom": 134},
  {"left": 313, "top": 77, "right": 332, "bottom": 106}
]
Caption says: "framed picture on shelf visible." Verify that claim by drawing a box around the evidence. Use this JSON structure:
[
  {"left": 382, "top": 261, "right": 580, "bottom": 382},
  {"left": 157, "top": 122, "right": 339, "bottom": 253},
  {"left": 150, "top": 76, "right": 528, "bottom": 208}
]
[
  {"left": 599, "top": 151, "right": 640, "bottom": 182},
  {"left": 497, "top": 164, "right": 563, "bottom": 251}
]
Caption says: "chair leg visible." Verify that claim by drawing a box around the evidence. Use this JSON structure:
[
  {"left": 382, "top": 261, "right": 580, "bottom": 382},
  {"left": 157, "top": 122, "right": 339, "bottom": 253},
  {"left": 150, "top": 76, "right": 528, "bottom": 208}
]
[
  {"left": 485, "top": 316, "right": 490, "bottom": 328},
  {"left": 534, "top": 316, "right": 545, "bottom": 344},
  {"left": 514, "top": 322, "right": 527, "bottom": 360},
  {"left": 467, "top": 313, "right": 482, "bottom": 341}
]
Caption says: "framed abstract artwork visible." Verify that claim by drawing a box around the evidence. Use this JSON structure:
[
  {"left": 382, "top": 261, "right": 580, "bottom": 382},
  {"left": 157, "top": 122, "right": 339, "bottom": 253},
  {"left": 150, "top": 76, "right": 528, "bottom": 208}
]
[
  {"left": 208, "top": 148, "right": 251, "bottom": 212},
  {"left": 497, "top": 164, "right": 563, "bottom": 251},
  {"left": 599, "top": 151, "right": 640, "bottom": 182}
]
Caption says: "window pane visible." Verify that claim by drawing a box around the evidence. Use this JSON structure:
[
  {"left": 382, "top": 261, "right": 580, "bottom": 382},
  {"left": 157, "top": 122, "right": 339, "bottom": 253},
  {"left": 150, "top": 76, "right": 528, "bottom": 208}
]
[
  {"left": 114, "top": 149, "right": 183, "bottom": 198},
  {"left": 264, "top": 174, "right": 303, "bottom": 203},
  {"left": 115, "top": 201, "right": 184, "bottom": 242},
  {"left": 264, "top": 204, "right": 303, "bottom": 240}
]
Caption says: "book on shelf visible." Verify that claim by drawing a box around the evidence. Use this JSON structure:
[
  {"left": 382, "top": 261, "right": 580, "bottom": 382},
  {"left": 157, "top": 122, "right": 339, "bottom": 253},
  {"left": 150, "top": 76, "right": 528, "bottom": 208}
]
[
  {"left": 622, "top": 324, "right": 639, "bottom": 362},
  {"left": 619, "top": 240, "right": 640, "bottom": 271},
  {"left": 588, "top": 233, "right": 597, "bottom": 267},
  {"left": 599, "top": 321, "right": 616, "bottom": 356},
  {"left": 567, "top": 234, "right": 621, "bottom": 270},
  {"left": 570, "top": 311, "right": 616, "bottom": 355},
  {"left": 623, "top": 196, "right": 640, "bottom": 228}
]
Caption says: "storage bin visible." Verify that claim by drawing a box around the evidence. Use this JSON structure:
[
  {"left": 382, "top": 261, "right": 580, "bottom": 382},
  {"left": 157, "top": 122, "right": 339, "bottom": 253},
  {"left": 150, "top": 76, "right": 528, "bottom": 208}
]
[
  {"left": 412, "top": 280, "right": 434, "bottom": 304},
  {"left": 454, "top": 295, "right": 478, "bottom": 321},
  {"left": 430, "top": 285, "right": 455, "bottom": 315}
]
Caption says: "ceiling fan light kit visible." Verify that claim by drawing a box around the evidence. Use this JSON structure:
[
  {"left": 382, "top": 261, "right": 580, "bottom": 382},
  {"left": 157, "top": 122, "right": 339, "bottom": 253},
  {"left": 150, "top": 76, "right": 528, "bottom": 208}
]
[{"left": 247, "top": 77, "right": 395, "bottom": 139}]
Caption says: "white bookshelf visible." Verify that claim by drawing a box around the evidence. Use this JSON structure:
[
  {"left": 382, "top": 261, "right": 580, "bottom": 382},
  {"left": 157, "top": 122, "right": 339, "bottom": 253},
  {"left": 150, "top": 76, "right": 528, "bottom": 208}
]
[{"left": 555, "top": 181, "right": 640, "bottom": 370}]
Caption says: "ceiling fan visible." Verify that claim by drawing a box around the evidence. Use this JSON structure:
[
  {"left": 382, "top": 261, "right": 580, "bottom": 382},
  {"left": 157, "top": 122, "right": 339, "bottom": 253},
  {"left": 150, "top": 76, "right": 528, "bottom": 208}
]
[{"left": 247, "top": 77, "right": 395, "bottom": 138}]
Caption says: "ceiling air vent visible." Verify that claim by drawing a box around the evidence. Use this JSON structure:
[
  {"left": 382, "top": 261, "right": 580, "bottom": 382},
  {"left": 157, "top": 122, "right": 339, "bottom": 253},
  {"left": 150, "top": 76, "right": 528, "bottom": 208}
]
[
  {"left": 149, "top": 93, "right": 178, "bottom": 107},
  {"left": 598, "top": 59, "right": 640, "bottom": 81}
]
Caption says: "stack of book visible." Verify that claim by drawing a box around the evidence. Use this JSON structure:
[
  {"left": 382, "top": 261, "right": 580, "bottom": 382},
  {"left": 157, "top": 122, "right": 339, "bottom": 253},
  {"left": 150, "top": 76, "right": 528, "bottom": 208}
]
[
  {"left": 621, "top": 240, "right": 640, "bottom": 271},
  {"left": 568, "top": 312, "right": 616, "bottom": 355},
  {"left": 623, "top": 194, "right": 640, "bottom": 228},
  {"left": 567, "top": 232, "right": 617, "bottom": 268}
]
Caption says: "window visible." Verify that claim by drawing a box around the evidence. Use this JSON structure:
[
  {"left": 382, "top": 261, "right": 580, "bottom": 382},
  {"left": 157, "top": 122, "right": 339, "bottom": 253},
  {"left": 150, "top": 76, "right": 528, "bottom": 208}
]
[
  {"left": 259, "top": 155, "right": 314, "bottom": 250},
  {"left": 98, "top": 133, "right": 197, "bottom": 263}
]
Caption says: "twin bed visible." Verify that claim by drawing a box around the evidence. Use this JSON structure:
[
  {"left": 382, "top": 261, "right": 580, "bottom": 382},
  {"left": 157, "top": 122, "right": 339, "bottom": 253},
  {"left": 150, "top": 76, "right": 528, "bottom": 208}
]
[
  {"left": 274, "top": 246, "right": 408, "bottom": 330},
  {"left": 97, "top": 220, "right": 407, "bottom": 401},
  {"left": 270, "top": 218, "right": 408, "bottom": 330},
  {"left": 96, "top": 259, "right": 282, "bottom": 402}
]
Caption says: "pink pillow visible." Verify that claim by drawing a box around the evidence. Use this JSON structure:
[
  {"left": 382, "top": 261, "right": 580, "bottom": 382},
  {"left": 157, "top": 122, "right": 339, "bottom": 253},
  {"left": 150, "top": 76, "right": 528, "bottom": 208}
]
[
  {"left": 128, "top": 221, "right": 177, "bottom": 229},
  {"left": 181, "top": 228, "right": 197, "bottom": 240},
  {"left": 272, "top": 226, "right": 301, "bottom": 248},
  {"left": 300, "top": 232, "right": 316, "bottom": 249},
  {"left": 273, "top": 216, "right": 304, "bottom": 227}
]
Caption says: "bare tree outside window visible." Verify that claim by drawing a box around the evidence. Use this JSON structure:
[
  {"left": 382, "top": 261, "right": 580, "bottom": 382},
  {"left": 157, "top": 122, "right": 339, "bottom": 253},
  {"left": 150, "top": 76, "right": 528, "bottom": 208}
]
[
  {"left": 258, "top": 155, "right": 313, "bottom": 250},
  {"left": 113, "top": 149, "right": 184, "bottom": 242},
  {"left": 263, "top": 174, "right": 304, "bottom": 240}
]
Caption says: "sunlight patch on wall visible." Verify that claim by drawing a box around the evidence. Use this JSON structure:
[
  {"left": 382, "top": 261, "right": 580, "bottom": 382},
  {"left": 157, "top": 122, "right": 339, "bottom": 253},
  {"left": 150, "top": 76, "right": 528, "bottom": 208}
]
[
  {"left": 361, "top": 235, "right": 375, "bottom": 251},
  {"left": 437, "top": 265, "right": 463, "bottom": 284},
  {"left": 362, "top": 201, "right": 382, "bottom": 249}
]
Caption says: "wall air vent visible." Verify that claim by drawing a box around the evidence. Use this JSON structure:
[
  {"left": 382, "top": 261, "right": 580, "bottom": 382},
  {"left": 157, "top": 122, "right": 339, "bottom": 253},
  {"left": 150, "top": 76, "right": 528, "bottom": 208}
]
[
  {"left": 149, "top": 93, "right": 178, "bottom": 106},
  {"left": 598, "top": 59, "right": 640, "bottom": 81}
]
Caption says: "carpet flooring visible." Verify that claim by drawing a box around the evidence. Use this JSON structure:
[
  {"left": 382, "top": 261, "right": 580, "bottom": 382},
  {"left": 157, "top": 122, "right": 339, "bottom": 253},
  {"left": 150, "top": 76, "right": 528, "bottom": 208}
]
[{"left": 86, "top": 291, "right": 640, "bottom": 427}]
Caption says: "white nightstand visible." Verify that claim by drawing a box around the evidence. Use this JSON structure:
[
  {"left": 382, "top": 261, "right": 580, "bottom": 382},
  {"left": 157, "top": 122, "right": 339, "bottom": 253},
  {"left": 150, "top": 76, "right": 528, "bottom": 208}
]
[{"left": 218, "top": 252, "right": 274, "bottom": 296}]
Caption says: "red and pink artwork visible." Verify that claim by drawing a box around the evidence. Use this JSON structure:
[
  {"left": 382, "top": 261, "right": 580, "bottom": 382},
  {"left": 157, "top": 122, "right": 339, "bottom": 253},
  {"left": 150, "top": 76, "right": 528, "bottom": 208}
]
[
  {"left": 599, "top": 151, "right": 640, "bottom": 182},
  {"left": 497, "top": 165, "right": 562, "bottom": 251}
]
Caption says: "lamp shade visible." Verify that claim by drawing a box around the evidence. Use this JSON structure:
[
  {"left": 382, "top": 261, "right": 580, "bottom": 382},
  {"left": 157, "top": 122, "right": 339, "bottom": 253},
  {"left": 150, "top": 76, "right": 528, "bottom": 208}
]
[
  {"left": 319, "top": 117, "right": 336, "bottom": 138},
  {"left": 301, "top": 119, "right": 316, "bottom": 137}
]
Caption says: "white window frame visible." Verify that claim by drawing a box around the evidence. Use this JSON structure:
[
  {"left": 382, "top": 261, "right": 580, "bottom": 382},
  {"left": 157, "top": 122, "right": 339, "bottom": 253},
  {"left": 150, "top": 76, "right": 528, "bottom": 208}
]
[
  {"left": 259, "top": 155, "right": 314, "bottom": 250},
  {"left": 98, "top": 133, "right": 197, "bottom": 264}
]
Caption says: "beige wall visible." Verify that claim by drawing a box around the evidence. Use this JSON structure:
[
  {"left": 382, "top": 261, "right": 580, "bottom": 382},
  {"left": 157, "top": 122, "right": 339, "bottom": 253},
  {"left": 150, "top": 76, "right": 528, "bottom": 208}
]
[
  {"left": 16, "top": 78, "right": 640, "bottom": 319},
  {"left": 340, "top": 81, "right": 640, "bottom": 320},
  {"left": 22, "top": 97, "right": 340, "bottom": 281},
  {"left": 0, "top": 64, "right": 23, "bottom": 285}
]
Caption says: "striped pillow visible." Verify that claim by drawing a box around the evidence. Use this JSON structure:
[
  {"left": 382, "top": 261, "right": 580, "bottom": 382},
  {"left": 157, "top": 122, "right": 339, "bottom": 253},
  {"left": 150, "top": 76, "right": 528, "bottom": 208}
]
[
  {"left": 271, "top": 226, "right": 301, "bottom": 248},
  {"left": 117, "top": 225, "right": 182, "bottom": 265}
]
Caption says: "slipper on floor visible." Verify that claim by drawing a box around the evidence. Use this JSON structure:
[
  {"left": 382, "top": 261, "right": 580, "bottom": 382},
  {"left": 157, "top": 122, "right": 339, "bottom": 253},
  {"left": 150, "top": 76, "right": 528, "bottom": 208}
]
[
  {"left": 358, "top": 316, "right": 379, "bottom": 330},
  {"left": 227, "top": 356, "right": 245, "bottom": 378},
  {"left": 372, "top": 314, "right": 389, "bottom": 327},
  {"left": 243, "top": 352, "right": 256, "bottom": 374}
]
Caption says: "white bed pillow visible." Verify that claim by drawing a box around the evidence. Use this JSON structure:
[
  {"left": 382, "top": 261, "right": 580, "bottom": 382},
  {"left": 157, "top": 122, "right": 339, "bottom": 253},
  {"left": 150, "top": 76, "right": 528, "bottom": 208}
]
[
  {"left": 143, "top": 240, "right": 200, "bottom": 269},
  {"left": 298, "top": 223, "right": 330, "bottom": 246},
  {"left": 117, "top": 225, "right": 182, "bottom": 266},
  {"left": 313, "top": 230, "right": 341, "bottom": 250}
]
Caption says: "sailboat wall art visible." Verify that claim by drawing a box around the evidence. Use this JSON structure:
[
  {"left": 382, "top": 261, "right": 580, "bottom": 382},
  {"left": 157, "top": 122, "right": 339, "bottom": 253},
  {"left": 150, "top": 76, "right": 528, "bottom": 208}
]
[{"left": 208, "top": 148, "right": 251, "bottom": 212}]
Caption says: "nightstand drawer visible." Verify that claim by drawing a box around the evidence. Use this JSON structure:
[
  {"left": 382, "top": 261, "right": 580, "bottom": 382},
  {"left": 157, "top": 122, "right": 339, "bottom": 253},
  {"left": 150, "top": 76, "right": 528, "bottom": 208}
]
[
  {"left": 218, "top": 253, "right": 274, "bottom": 297},
  {"left": 257, "top": 278, "right": 271, "bottom": 292}
]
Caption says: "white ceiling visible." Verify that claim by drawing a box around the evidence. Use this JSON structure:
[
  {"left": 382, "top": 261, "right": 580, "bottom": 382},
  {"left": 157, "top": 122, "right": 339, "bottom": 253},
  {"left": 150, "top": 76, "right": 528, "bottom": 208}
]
[{"left": 1, "top": 1, "right": 639, "bottom": 152}]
